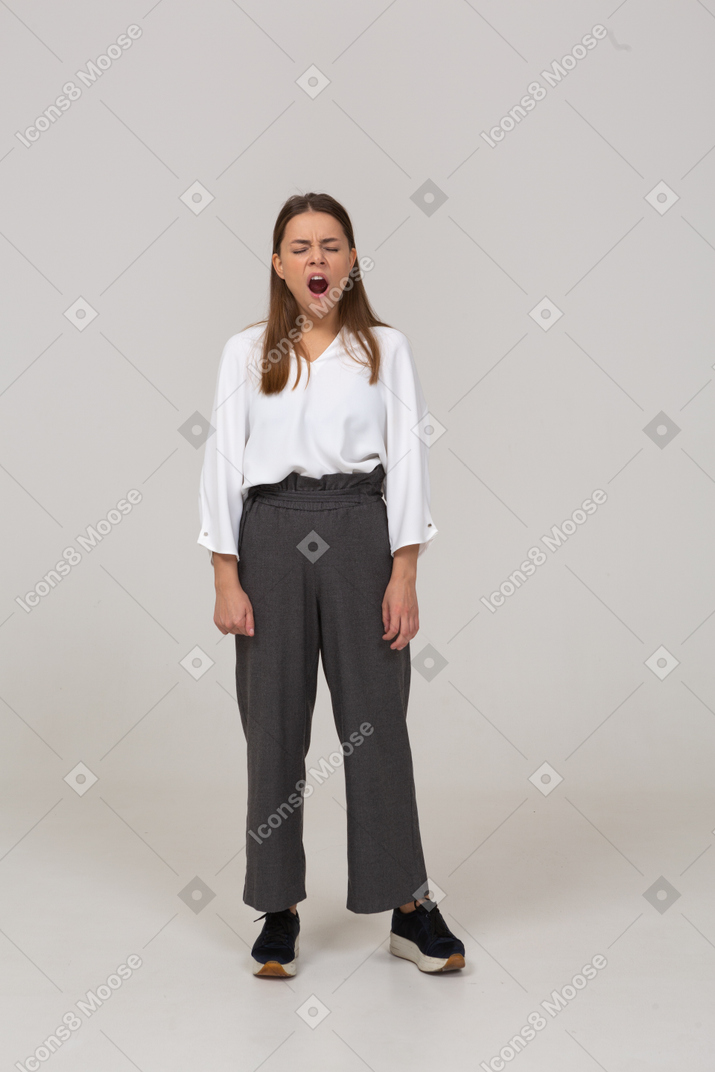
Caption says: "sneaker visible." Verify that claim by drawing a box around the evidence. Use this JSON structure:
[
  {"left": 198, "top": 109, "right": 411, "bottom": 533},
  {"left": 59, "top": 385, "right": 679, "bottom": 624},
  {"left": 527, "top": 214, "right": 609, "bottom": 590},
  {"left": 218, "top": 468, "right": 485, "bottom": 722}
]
[
  {"left": 251, "top": 907, "right": 300, "bottom": 977},
  {"left": 389, "top": 899, "right": 465, "bottom": 972}
]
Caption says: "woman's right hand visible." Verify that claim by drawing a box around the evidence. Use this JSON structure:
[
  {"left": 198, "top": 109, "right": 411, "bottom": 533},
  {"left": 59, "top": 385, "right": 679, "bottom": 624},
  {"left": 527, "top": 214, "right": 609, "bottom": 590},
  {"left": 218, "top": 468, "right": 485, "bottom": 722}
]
[
  {"left": 212, "top": 553, "right": 255, "bottom": 636},
  {"left": 214, "top": 583, "right": 254, "bottom": 636}
]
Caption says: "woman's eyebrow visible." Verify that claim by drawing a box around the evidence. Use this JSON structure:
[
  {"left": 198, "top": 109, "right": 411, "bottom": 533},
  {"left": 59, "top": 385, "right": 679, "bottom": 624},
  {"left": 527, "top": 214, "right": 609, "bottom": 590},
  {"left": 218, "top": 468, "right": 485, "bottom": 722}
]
[{"left": 289, "top": 237, "right": 342, "bottom": 244}]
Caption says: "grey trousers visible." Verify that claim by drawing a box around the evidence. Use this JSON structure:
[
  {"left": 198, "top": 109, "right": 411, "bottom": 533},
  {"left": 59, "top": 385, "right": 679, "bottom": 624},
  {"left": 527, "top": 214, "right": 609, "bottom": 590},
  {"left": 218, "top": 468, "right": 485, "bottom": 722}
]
[{"left": 234, "top": 462, "right": 428, "bottom": 914}]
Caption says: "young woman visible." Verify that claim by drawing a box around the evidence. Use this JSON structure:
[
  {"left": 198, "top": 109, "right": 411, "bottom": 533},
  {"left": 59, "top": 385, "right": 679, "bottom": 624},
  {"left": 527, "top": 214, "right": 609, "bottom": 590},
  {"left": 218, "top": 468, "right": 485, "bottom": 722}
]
[{"left": 198, "top": 192, "right": 465, "bottom": 977}]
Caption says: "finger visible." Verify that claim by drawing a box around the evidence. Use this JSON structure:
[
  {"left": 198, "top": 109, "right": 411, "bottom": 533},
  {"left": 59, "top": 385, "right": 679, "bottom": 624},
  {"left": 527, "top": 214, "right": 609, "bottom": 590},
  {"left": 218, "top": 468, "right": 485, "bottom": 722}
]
[
  {"left": 381, "top": 602, "right": 391, "bottom": 634},
  {"left": 388, "top": 612, "right": 406, "bottom": 648},
  {"left": 386, "top": 610, "right": 406, "bottom": 642}
]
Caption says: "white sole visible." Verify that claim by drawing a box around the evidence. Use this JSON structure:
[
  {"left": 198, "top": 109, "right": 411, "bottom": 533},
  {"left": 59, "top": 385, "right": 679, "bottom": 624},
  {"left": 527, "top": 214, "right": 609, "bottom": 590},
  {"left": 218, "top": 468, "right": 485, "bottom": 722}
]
[
  {"left": 389, "top": 931, "right": 465, "bottom": 972},
  {"left": 252, "top": 933, "right": 299, "bottom": 977}
]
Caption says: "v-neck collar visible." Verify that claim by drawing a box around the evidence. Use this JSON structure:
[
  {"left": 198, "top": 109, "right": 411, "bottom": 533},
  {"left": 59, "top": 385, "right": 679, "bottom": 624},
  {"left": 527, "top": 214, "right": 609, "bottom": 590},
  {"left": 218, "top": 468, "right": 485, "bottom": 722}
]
[{"left": 303, "top": 328, "right": 344, "bottom": 365}]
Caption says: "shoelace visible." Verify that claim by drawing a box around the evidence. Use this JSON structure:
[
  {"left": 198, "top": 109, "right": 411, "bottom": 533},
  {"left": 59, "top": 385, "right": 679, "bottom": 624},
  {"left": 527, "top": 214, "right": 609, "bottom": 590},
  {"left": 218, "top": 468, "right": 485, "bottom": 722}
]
[
  {"left": 412, "top": 900, "right": 452, "bottom": 939},
  {"left": 253, "top": 910, "right": 296, "bottom": 947},
  {"left": 425, "top": 906, "right": 452, "bottom": 939}
]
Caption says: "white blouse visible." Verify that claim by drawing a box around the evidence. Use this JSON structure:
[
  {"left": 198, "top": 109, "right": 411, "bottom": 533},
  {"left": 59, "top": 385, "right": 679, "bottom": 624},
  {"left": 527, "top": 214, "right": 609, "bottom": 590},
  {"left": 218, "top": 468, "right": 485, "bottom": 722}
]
[{"left": 197, "top": 322, "right": 438, "bottom": 561}]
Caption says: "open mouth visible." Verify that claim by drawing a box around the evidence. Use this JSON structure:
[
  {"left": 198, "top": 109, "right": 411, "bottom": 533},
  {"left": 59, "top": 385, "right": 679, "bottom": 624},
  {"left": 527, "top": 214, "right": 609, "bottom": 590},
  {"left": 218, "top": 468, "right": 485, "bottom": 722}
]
[{"left": 308, "top": 274, "right": 329, "bottom": 295}]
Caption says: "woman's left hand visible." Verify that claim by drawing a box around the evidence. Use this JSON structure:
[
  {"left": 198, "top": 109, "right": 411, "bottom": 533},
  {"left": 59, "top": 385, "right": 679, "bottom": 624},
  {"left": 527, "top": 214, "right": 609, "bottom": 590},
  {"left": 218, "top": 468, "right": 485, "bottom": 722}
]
[{"left": 382, "top": 545, "right": 420, "bottom": 650}]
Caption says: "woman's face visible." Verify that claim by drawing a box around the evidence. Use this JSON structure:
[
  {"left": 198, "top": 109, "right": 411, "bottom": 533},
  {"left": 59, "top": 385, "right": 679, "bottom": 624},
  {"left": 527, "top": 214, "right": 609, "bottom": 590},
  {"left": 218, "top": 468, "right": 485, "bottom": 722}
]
[{"left": 272, "top": 211, "right": 357, "bottom": 320}]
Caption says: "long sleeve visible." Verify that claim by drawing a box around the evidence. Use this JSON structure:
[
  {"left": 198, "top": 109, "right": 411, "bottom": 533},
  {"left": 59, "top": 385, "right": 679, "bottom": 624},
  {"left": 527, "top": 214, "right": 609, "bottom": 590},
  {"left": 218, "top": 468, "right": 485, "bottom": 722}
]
[
  {"left": 382, "top": 331, "right": 438, "bottom": 558},
  {"left": 197, "top": 334, "right": 249, "bottom": 562}
]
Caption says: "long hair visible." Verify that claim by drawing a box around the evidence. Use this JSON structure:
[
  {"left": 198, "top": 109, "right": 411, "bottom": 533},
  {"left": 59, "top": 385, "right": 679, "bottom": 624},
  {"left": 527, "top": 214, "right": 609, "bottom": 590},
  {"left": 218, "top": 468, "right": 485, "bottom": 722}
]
[{"left": 243, "top": 192, "right": 393, "bottom": 394}]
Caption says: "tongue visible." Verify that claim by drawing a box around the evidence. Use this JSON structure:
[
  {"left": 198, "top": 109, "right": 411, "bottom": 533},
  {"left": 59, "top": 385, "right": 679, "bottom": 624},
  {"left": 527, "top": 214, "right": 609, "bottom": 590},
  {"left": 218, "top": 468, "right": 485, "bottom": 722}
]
[{"left": 309, "top": 278, "right": 328, "bottom": 294}]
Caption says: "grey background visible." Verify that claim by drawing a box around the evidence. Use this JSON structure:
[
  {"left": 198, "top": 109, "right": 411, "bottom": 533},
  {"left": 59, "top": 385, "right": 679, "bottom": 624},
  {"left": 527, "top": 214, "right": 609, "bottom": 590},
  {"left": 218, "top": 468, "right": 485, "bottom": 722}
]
[{"left": 2, "top": 1, "right": 714, "bottom": 1069}]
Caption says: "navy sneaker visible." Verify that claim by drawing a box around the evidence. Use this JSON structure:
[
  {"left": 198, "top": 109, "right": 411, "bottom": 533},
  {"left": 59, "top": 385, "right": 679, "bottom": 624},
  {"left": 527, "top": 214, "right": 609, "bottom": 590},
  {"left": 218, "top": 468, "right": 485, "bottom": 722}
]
[
  {"left": 389, "top": 898, "right": 465, "bottom": 972},
  {"left": 251, "top": 907, "right": 300, "bottom": 977}
]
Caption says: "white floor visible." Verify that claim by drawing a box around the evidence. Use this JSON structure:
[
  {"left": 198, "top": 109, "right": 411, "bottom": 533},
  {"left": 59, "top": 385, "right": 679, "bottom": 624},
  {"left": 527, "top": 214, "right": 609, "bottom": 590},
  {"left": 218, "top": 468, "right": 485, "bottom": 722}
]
[{"left": 4, "top": 773, "right": 714, "bottom": 1072}]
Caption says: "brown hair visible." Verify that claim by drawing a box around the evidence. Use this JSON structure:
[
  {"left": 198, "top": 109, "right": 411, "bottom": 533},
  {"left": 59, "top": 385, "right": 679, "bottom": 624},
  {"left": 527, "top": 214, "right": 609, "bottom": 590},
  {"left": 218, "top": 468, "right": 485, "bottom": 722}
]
[{"left": 243, "top": 192, "right": 393, "bottom": 394}]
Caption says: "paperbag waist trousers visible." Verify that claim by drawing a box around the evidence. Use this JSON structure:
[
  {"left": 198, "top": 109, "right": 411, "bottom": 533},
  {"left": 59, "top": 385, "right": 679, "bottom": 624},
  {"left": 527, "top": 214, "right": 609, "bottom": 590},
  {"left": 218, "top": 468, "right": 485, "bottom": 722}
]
[{"left": 234, "top": 462, "right": 428, "bottom": 914}]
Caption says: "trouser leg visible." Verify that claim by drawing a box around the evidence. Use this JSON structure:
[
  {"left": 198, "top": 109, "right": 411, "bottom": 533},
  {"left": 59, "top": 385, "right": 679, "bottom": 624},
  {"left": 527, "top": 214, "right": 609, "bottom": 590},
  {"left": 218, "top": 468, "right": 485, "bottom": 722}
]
[
  {"left": 316, "top": 497, "right": 429, "bottom": 914},
  {"left": 234, "top": 500, "right": 320, "bottom": 913}
]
